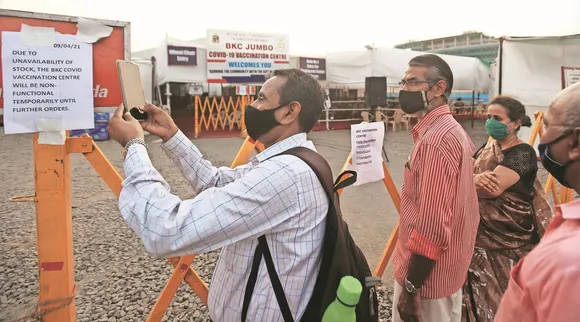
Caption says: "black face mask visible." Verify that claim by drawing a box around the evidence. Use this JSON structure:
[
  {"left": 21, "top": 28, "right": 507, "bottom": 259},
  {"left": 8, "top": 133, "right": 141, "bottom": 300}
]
[
  {"left": 537, "top": 132, "right": 575, "bottom": 188},
  {"left": 244, "top": 104, "right": 286, "bottom": 141},
  {"left": 398, "top": 90, "right": 430, "bottom": 114}
]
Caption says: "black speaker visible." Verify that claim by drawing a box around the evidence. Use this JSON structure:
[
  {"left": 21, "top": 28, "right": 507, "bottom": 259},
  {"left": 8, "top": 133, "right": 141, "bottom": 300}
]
[{"left": 365, "top": 76, "right": 387, "bottom": 107}]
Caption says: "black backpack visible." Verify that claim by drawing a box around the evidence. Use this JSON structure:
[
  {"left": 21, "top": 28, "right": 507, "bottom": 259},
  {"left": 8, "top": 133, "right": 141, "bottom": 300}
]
[{"left": 241, "top": 147, "right": 380, "bottom": 322}]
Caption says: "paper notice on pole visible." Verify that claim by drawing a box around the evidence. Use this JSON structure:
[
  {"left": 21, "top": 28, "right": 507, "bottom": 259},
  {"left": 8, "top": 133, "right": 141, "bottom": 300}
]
[
  {"left": 1, "top": 31, "right": 94, "bottom": 135},
  {"left": 36, "top": 118, "right": 66, "bottom": 145},
  {"left": 351, "top": 122, "right": 385, "bottom": 186}
]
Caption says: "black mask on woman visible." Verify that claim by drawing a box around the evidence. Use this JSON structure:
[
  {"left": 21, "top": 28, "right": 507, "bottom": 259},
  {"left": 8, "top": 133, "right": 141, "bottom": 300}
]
[
  {"left": 244, "top": 104, "right": 286, "bottom": 141},
  {"left": 537, "top": 132, "right": 576, "bottom": 188}
]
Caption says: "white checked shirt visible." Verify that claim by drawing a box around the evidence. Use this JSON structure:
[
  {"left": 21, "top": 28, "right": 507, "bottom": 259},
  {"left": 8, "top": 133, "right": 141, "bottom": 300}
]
[{"left": 119, "top": 130, "right": 329, "bottom": 322}]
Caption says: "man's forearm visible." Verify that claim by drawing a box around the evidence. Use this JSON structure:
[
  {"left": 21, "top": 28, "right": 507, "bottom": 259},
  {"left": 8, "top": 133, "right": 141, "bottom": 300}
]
[{"left": 406, "top": 254, "right": 436, "bottom": 289}]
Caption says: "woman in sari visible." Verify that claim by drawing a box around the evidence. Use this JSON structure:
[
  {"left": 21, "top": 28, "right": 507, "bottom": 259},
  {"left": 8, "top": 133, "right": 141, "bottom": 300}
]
[{"left": 461, "top": 96, "right": 553, "bottom": 322}]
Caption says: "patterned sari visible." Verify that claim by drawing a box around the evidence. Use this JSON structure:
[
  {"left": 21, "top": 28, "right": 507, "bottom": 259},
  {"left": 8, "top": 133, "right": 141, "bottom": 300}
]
[{"left": 461, "top": 140, "right": 553, "bottom": 322}]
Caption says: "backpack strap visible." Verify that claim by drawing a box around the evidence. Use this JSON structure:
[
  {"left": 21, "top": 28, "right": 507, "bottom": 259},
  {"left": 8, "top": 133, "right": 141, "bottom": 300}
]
[
  {"left": 334, "top": 170, "right": 357, "bottom": 192},
  {"left": 241, "top": 147, "right": 356, "bottom": 322},
  {"left": 241, "top": 238, "right": 264, "bottom": 321},
  {"left": 242, "top": 236, "right": 294, "bottom": 322}
]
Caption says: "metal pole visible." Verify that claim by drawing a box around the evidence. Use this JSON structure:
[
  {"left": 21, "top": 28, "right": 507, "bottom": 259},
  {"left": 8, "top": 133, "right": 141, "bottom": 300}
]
[
  {"left": 498, "top": 37, "right": 504, "bottom": 95},
  {"left": 471, "top": 90, "right": 475, "bottom": 128}
]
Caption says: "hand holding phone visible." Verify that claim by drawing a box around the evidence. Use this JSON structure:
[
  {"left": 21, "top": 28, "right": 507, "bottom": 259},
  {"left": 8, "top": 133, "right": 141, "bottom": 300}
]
[
  {"left": 116, "top": 60, "right": 149, "bottom": 120},
  {"left": 129, "top": 107, "right": 148, "bottom": 120}
]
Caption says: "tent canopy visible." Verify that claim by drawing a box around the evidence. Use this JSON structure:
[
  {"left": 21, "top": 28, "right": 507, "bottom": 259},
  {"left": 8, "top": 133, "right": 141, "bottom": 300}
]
[
  {"left": 490, "top": 34, "right": 580, "bottom": 148},
  {"left": 132, "top": 37, "right": 491, "bottom": 92},
  {"left": 326, "top": 47, "right": 491, "bottom": 92},
  {"left": 495, "top": 34, "right": 580, "bottom": 108},
  {"left": 133, "top": 37, "right": 207, "bottom": 84}
]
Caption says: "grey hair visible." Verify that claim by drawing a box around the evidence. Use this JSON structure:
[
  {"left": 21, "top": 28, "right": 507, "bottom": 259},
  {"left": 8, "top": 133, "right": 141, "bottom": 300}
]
[
  {"left": 425, "top": 66, "right": 451, "bottom": 101},
  {"left": 409, "top": 62, "right": 451, "bottom": 102},
  {"left": 554, "top": 82, "right": 580, "bottom": 130}
]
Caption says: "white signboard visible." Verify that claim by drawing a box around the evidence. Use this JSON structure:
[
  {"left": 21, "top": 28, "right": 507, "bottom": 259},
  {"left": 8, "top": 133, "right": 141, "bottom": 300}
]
[
  {"left": 351, "top": 122, "right": 385, "bottom": 186},
  {"left": 563, "top": 67, "right": 580, "bottom": 88},
  {"left": 1, "top": 31, "right": 94, "bottom": 135},
  {"left": 206, "top": 29, "right": 289, "bottom": 84}
]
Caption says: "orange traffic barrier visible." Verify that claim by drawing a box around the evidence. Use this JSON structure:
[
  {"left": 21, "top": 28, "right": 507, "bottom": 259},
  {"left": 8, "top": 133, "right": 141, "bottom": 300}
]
[
  {"left": 486, "top": 111, "right": 574, "bottom": 204},
  {"left": 332, "top": 150, "right": 401, "bottom": 278},
  {"left": 194, "top": 95, "right": 255, "bottom": 138},
  {"left": 146, "top": 136, "right": 262, "bottom": 321},
  {"left": 31, "top": 133, "right": 217, "bottom": 322}
]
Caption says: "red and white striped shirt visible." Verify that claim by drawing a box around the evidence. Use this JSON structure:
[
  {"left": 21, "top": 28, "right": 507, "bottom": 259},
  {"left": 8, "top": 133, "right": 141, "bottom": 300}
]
[{"left": 393, "top": 104, "right": 479, "bottom": 299}]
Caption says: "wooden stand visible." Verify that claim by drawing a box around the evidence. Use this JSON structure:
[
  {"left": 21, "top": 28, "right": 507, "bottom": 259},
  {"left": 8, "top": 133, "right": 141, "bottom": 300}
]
[
  {"left": 492, "top": 111, "right": 574, "bottom": 204},
  {"left": 146, "top": 136, "right": 261, "bottom": 321},
  {"left": 33, "top": 133, "right": 76, "bottom": 322},
  {"left": 32, "top": 111, "right": 570, "bottom": 321},
  {"left": 332, "top": 152, "right": 401, "bottom": 278},
  {"left": 528, "top": 111, "right": 575, "bottom": 204}
]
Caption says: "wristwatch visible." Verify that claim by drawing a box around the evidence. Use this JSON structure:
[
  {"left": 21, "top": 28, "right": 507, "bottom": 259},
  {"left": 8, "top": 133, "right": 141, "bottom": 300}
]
[
  {"left": 404, "top": 278, "right": 421, "bottom": 294},
  {"left": 122, "top": 137, "right": 148, "bottom": 159}
]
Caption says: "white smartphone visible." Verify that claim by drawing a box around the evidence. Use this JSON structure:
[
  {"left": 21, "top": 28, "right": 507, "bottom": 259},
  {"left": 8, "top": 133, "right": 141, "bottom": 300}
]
[{"left": 116, "top": 60, "right": 148, "bottom": 120}]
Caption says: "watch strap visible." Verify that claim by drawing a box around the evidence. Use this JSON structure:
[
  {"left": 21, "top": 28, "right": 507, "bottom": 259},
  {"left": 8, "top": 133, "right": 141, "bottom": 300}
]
[
  {"left": 124, "top": 137, "right": 147, "bottom": 151},
  {"left": 123, "top": 138, "right": 147, "bottom": 160},
  {"left": 404, "top": 278, "right": 421, "bottom": 294}
]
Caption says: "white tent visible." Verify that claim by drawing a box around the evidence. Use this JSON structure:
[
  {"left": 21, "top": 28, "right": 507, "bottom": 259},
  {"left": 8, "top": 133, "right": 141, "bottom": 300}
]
[
  {"left": 325, "top": 50, "right": 373, "bottom": 85},
  {"left": 491, "top": 34, "right": 580, "bottom": 146},
  {"left": 492, "top": 34, "right": 580, "bottom": 108},
  {"left": 132, "top": 36, "right": 207, "bottom": 84},
  {"left": 326, "top": 47, "right": 491, "bottom": 92},
  {"left": 131, "top": 58, "right": 153, "bottom": 103}
]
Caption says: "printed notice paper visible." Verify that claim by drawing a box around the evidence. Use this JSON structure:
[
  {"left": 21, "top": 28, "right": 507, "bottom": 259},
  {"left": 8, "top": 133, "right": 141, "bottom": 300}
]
[
  {"left": 351, "top": 122, "right": 385, "bottom": 186},
  {"left": 1, "top": 31, "right": 94, "bottom": 134}
]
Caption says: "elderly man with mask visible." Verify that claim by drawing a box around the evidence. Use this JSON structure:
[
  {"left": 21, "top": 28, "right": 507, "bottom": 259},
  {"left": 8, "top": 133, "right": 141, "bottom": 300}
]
[
  {"left": 392, "top": 54, "right": 479, "bottom": 322},
  {"left": 107, "top": 68, "right": 328, "bottom": 321},
  {"left": 495, "top": 82, "right": 580, "bottom": 322}
]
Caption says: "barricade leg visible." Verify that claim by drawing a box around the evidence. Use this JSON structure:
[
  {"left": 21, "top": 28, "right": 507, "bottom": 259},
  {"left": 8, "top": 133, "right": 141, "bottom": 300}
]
[
  {"left": 145, "top": 136, "right": 262, "bottom": 321},
  {"left": 332, "top": 152, "right": 401, "bottom": 279},
  {"left": 528, "top": 111, "right": 574, "bottom": 205},
  {"left": 147, "top": 255, "right": 202, "bottom": 322},
  {"left": 33, "top": 133, "right": 76, "bottom": 322},
  {"left": 67, "top": 135, "right": 217, "bottom": 321}
]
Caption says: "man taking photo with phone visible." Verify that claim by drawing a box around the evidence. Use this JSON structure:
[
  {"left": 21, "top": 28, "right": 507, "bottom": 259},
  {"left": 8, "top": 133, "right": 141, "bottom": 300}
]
[{"left": 107, "top": 69, "right": 329, "bottom": 321}]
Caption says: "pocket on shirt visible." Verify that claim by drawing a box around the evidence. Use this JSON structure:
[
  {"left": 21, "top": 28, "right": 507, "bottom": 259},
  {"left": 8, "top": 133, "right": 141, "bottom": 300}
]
[{"left": 403, "top": 168, "right": 418, "bottom": 201}]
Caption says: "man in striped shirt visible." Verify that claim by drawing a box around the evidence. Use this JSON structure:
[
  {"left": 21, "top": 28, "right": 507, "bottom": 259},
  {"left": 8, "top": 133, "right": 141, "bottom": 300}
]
[{"left": 392, "top": 54, "right": 479, "bottom": 322}]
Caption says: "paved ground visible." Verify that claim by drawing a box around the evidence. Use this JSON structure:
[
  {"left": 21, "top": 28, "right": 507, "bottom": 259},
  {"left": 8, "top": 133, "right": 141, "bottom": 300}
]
[{"left": 0, "top": 119, "right": 510, "bottom": 322}]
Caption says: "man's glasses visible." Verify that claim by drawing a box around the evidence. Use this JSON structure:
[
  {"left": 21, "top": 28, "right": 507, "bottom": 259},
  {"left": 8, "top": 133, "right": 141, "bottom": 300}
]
[{"left": 398, "top": 80, "right": 435, "bottom": 88}]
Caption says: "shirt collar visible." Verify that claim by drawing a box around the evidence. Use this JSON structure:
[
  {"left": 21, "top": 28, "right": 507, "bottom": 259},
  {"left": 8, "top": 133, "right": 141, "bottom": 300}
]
[
  {"left": 254, "top": 133, "right": 308, "bottom": 163},
  {"left": 560, "top": 198, "right": 580, "bottom": 220},
  {"left": 410, "top": 104, "right": 451, "bottom": 142}
]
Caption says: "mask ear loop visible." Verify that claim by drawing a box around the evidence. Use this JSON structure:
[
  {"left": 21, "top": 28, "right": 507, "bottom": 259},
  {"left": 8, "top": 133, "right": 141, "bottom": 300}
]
[{"left": 421, "top": 82, "right": 438, "bottom": 108}]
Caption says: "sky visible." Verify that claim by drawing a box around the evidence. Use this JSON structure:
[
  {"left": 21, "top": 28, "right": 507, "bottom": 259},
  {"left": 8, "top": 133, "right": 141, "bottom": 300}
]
[{"left": 1, "top": 0, "right": 579, "bottom": 55}]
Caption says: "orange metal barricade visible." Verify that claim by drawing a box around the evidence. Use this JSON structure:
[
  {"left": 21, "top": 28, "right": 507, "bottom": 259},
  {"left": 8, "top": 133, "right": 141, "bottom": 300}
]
[
  {"left": 146, "top": 136, "right": 262, "bottom": 321},
  {"left": 193, "top": 95, "right": 254, "bottom": 138},
  {"left": 28, "top": 110, "right": 574, "bottom": 321},
  {"left": 487, "top": 111, "right": 574, "bottom": 204}
]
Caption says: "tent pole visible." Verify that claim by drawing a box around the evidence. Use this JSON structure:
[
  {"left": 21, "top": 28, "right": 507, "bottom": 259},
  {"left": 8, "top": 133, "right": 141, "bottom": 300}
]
[
  {"left": 498, "top": 37, "right": 504, "bottom": 95},
  {"left": 166, "top": 83, "right": 172, "bottom": 115},
  {"left": 471, "top": 90, "right": 475, "bottom": 128}
]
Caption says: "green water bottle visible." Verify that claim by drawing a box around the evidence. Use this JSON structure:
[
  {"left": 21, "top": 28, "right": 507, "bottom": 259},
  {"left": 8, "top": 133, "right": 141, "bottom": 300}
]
[{"left": 322, "top": 275, "right": 363, "bottom": 322}]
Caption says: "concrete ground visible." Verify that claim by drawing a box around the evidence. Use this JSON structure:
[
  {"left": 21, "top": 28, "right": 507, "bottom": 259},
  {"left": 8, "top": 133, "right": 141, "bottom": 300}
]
[
  {"left": 0, "top": 119, "right": 494, "bottom": 321},
  {"left": 190, "top": 119, "right": 491, "bottom": 285}
]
